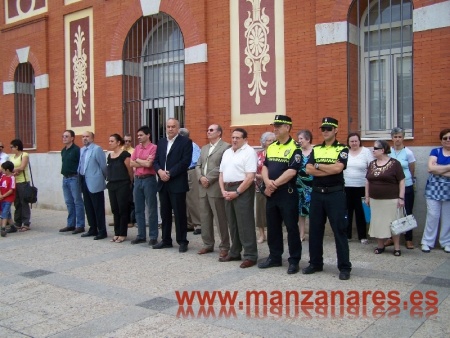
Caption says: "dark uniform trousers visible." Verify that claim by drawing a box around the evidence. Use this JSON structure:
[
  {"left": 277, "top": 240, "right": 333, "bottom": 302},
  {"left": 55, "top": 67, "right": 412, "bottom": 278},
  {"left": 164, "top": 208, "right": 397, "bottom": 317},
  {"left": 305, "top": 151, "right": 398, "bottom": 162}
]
[
  {"left": 266, "top": 188, "right": 302, "bottom": 264},
  {"left": 309, "top": 189, "right": 351, "bottom": 272}
]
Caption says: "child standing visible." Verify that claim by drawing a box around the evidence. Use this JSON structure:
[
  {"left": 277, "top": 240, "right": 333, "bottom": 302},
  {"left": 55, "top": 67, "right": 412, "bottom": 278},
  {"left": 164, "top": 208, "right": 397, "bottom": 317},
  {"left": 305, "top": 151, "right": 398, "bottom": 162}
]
[{"left": 1, "top": 161, "right": 16, "bottom": 237}]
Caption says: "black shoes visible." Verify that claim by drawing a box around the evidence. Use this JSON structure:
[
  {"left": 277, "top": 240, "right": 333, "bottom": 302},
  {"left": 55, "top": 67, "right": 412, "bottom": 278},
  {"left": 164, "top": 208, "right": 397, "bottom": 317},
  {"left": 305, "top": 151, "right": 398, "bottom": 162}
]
[
  {"left": 6, "top": 225, "right": 18, "bottom": 233},
  {"left": 131, "top": 238, "right": 146, "bottom": 244},
  {"left": 287, "top": 263, "right": 299, "bottom": 274},
  {"left": 258, "top": 257, "right": 282, "bottom": 269},
  {"left": 94, "top": 235, "right": 107, "bottom": 240},
  {"left": 152, "top": 242, "right": 173, "bottom": 249},
  {"left": 148, "top": 239, "right": 158, "bottom": 246},
  {"left": 179, "top": 243, "right": 188, "bottom": 253},
  {"left": 193, "top": 229, "right": 201, "bottom": 235},
  {"left": 80, "top": 232, "right": 96, "bottom": 237},
  {"left": 302, "top": 265, "right": 323, "bottom": 275},
  {"left": 72, "top": 227, "right": 85, "bottom": 234},
  {"left": 339, "top": 270, "right": 351, "bottom": 280},
  {"left": 59, "top": 226, "right": 75, "bottom": 232}
]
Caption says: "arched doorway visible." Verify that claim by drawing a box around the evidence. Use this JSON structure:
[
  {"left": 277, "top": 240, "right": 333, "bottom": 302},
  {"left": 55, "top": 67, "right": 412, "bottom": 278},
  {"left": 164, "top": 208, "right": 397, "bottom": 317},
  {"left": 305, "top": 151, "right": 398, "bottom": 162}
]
[{"left": 122, "top": 13, "right": 185, "bottom": 143}]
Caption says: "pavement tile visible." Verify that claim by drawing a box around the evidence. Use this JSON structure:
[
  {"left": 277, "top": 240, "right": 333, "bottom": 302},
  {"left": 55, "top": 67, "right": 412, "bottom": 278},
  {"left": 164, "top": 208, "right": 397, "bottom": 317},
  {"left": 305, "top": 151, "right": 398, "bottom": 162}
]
[{"left": 0, "top": 208, "right": 448, "bottom": 337}]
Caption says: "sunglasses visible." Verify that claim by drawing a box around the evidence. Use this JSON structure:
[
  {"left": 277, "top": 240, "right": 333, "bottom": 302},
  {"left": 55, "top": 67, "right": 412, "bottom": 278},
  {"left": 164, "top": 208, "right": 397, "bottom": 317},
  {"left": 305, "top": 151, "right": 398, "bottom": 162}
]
[
  {"left": 320, "top": 126, "right": 333, "bottom": 132},
  {"left": 207, "top": 129, "right": 216, "bottom": 132},
  {"left": 373, "top": 147, "right": 383, "bottom": 150},
  {"left": 442, "top": 137, "right": 450, "bottom": 141}
]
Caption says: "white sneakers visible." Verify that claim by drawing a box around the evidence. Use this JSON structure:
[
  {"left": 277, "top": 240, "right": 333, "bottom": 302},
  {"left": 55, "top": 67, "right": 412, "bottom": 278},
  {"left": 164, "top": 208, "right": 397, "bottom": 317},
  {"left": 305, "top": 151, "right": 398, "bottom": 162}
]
[
  {"left": 360, "top": 239, "right": 369, "bottom": 245},
  {"left": 421, "top": 244, "right": 431, "bottom": 253},
  {"left": 444, "top": 245, "right": 450, "bottom": 253}
]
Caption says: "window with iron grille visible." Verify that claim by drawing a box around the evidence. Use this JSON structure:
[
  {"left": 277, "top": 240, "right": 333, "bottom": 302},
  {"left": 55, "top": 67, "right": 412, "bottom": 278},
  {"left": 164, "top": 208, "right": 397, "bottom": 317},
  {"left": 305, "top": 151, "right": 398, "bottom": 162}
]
[
  {"left": 122, "top": 13, "right": 185, "bottom": 143},
  {"left": 348, "top": 0, "right": 413, "bottom": 138},
  {"left": 14, "top": 62, "right": 36, "bottom": 149}
]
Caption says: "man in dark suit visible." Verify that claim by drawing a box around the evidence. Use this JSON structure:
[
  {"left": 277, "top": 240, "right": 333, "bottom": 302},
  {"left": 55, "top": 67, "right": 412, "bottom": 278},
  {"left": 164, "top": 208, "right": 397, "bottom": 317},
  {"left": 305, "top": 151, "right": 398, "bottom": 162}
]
[
  {"left": 195, "top": 124, "right": 231, "bottom": 259},
  {"left": 152, "top": 118, "right": 193, "bottom": 252}
]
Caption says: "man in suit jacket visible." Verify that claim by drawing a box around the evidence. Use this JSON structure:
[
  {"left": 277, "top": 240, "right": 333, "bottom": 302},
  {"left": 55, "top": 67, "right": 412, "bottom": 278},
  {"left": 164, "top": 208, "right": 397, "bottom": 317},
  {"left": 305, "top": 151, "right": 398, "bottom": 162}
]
[
  {"left": 78, "top": 131, "right": 108, "bottom": 240},
  {"left": 152, "top": 118, "right": 193, "bottom": 252},
  {"left": 195, "top": 124, "right": 231, "bottom": 259}
]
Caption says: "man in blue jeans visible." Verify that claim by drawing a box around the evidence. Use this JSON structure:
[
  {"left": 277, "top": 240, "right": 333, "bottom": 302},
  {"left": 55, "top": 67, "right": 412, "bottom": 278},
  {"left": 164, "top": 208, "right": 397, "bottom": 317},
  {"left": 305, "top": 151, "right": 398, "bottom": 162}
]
[
  {"left": 130, "top": 126, "right": 158, "bottom": 245},
  {"left": 59, "top": 129, "right": 85, "bottom": 234}
]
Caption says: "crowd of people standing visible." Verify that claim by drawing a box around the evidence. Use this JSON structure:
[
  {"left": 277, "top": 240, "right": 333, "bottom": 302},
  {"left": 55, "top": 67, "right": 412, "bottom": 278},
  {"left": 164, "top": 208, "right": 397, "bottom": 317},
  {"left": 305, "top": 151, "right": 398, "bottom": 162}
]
[{"left": 1, "top": 118, "right": 449, "bottom": 276}]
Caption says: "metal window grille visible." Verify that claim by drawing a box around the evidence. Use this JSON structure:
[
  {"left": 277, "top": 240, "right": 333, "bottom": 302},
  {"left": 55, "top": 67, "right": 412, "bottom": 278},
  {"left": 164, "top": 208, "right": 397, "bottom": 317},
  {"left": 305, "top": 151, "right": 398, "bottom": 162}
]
[
  {"left": 348, "top": 0, "right": 413, "bottom": 137},
  {"left": 14, "top": 62, "right": 36, "bottom": 149},
  {"left": 122, "top": 13, "right": 185, "bottom": 143}
]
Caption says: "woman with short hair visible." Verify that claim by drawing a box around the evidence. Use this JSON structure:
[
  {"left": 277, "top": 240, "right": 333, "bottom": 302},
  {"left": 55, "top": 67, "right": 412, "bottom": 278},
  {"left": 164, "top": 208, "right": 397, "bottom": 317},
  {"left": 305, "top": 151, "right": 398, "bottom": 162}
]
[
  {"left": 421, "top": 129, "right": 450, "bottom": 253},
  {"left": 255, "top": 132, "right": 275, "bottom": 243},
  {"left": 344, "top": 132, "right": 373, "bottom": 244},
  {"left": 365, "top": 139, "right": 405, "bottom": 256},
  {"left": 387, "top": 127, "right": 416, "bottom": 249}
]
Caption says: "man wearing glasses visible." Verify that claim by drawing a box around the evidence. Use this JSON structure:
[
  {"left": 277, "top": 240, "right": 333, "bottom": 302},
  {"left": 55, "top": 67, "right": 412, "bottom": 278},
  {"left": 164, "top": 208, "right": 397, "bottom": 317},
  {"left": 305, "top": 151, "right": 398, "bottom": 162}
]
[
  {"left": 196, "top": 124, "right": 231, "bottom": 259},
  {"left": 0, "top": 142, "right": 9, "bottom": 165},
  {"left": 302, "top": 117, "right": 352, "bottom": 280},
  {"left": 122, "top": 134, "right": 135, "bottom": 155},
  {"left": 59, "top": 130, "right": 85, "bottom": 234}
]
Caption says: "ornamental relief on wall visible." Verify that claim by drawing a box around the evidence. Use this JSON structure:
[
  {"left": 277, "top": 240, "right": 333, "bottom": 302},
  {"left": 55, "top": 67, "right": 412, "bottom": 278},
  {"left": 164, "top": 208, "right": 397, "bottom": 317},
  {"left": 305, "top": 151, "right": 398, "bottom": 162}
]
[
  {"left": 230, "top": 0, "right": 285, "bottom": 126},
  {"left": 64, "top": 8, "right": 94, "bottom": 133},
  {"left": 5, "top": 0, "right": 47, "bottom": 24},
  {"left": 244, "top": 0, "right": 270, "bottom": 106}
]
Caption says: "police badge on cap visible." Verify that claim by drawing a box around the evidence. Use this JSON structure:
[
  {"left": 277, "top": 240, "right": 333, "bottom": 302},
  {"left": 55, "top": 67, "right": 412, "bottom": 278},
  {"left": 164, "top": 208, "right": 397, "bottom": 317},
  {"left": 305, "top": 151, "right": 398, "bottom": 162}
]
[
  {"left": 272, "top": 115, "right": 293, "bottom": 125},
  {"left": 319, "top": 117, "right": 338, "bottom": 128}
]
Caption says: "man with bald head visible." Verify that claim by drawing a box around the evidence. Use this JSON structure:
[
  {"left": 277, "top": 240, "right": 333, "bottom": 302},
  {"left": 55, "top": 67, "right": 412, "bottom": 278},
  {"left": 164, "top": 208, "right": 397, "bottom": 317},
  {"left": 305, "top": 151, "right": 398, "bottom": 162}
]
[
  {"left": 78, "top": 131, "right": 108, "bottom": 240},
  {"left": 153, "top": 118, "right": 192, "bottom": 252}
]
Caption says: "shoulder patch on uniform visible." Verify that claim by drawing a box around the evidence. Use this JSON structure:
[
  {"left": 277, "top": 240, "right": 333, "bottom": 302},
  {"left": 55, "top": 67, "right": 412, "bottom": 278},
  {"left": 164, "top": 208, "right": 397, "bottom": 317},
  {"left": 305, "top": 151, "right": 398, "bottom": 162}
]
[
  {"left": 295, "top": 154, "right": 301, "bottom": 163},
  {"left": 340, "top": 151, "right": 348, "bottom": 159}
]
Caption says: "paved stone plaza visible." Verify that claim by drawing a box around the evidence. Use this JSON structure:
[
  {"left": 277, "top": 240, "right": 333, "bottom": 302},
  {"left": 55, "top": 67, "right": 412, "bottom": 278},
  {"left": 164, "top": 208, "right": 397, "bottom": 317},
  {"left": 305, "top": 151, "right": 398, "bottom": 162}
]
[{"left": 0, "top": 208, "right": 449, "bottom": 337}]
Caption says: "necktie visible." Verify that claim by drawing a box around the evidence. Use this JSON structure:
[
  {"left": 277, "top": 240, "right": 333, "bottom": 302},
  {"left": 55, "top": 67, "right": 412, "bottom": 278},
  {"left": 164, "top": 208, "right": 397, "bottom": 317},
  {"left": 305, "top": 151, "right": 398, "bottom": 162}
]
[{"left": 204, "top": 144, "right": 214, "bottom": 176}]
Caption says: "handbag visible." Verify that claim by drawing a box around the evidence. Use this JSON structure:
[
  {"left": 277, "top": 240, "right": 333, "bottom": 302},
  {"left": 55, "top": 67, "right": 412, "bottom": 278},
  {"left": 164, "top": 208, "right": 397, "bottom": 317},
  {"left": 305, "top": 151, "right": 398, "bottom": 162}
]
[
  {"left": 390, "top": 207, "right": 417, "bottom": 235},
  {"left": 22, "top": 156, "right": 38, "bottom": 205}
]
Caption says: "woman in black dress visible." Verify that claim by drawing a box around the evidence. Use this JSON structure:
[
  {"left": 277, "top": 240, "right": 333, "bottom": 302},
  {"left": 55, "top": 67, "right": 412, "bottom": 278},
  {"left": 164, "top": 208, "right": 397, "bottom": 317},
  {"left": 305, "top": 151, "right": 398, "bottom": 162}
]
[{"left": 107, "top": 134, "right": 133, "bottom": 243}]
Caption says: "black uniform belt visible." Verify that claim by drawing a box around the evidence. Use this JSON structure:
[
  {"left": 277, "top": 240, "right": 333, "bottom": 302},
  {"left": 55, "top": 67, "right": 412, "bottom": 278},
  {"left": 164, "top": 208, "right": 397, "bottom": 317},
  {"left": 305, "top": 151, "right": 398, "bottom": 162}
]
[
  {"left": 312, "top": 185, "right": 343, "bottom": 194},
  {"left": 63, "top": 174, "right": 78, "bottom": 178},
  {"left": 224, "top": 181, "right": 243, "bottom": 188},
  {"left": 135, "top": 174, "right": 155, "bottom": 179}
]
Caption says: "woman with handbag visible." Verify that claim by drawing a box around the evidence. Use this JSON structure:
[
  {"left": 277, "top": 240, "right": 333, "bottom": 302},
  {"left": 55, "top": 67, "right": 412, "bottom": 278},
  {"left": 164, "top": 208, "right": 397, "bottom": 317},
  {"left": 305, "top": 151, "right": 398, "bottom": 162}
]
[
  {"left": 255, "top": 132, "right": 275, "bottom": 243},
  {"left": 421, "top": 129, "right": 450, "bottom": 253},
  {"left": 365, "top": 140, "right": 405, "bottom": 256},
  {"left": 107, "top": 134, "right": 133, "bottom": 243},
  {"left": 8, "top": 139, "right": 31, "bottom": 233}
]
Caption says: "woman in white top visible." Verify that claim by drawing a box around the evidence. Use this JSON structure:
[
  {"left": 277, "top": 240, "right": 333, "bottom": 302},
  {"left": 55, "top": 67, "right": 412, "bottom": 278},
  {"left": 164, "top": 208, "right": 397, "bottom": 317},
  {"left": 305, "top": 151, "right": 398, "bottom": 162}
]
[{"left": 344, "top": 133, "right": 373, "bottom": 244}]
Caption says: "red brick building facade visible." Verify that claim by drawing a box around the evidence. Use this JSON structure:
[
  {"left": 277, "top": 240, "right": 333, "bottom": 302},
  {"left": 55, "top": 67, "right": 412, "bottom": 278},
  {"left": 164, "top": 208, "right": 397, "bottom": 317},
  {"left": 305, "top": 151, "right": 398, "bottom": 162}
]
[{"left": 1, "top": 0, "right": 449, "bottom": 150}]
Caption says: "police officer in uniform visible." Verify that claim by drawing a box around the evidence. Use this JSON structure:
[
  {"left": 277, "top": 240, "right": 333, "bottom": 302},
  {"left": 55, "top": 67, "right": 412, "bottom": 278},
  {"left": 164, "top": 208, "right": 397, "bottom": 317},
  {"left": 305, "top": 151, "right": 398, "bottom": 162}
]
[
  {"left": 302, "top": 117, "right": 352, "bottom": 280},
  {"left": 258, "top": 115, "right": 303, "bottom": 274}
]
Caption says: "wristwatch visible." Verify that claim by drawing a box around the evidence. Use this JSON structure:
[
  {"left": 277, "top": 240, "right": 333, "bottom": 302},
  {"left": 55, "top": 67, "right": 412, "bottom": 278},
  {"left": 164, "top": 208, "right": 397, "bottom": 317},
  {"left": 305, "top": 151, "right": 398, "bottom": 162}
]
[
  {"left": 314, "top": 163, "right": 320, "bottom": 169},
  {"left": 236, "top": 189, "right": 241, "bottom": 196}
]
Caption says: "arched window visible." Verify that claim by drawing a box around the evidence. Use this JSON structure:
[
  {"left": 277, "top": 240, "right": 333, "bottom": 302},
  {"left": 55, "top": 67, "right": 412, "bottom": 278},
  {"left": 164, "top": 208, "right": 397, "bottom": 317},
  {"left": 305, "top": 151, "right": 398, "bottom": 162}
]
[
  {"left": 123, "top": 13, "right": 185, "bottom": 142},
  {"left": 349, "top": 0, "right": 413, "bottom": 137},
  {"left": 14, "top": 62, "right": 36, "bottom": 148}
]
